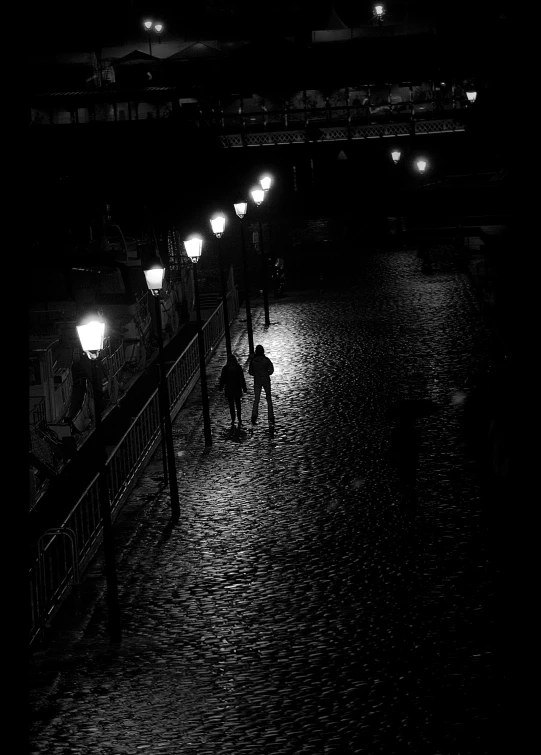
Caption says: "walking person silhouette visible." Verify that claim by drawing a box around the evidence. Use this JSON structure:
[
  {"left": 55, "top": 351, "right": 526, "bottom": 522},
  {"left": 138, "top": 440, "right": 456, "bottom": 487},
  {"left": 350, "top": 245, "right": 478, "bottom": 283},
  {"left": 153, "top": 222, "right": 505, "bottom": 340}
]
[
  {"left": 219, "top": 354, "right": 247, "bottom": 431},
  {"left": 249, "top": 344, "right": 275, "bottom": 426}
]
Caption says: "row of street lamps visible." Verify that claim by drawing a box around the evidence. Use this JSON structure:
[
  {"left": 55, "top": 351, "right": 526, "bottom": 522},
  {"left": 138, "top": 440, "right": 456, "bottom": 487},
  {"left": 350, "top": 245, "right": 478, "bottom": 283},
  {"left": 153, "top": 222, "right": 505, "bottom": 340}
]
[{"left": 75, "top": 174, "right": 275, "bottom": 642}]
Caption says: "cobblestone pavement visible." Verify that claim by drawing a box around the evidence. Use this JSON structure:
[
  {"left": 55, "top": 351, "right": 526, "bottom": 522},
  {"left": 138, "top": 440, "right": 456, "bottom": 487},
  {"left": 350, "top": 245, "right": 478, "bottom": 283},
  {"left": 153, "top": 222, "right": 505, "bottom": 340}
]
[{"left": 29, "top": 249, "right": 499, "bottom": 755}]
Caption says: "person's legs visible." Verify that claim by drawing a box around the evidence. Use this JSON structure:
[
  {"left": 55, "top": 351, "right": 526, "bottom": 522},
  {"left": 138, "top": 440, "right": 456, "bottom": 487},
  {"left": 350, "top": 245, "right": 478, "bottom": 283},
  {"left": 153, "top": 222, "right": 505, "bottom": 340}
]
[
  {"left": 252, "top": 383, "right": 262, "bottom": 420},
  {"left": 227, "top": 397, "right": 235, "bottom": 423},
  {"left": 263, "top": 383, "right": 275, "bottom": 423},
  {"left": 235, "top": 396, "right": 242, "bottom": 424}
]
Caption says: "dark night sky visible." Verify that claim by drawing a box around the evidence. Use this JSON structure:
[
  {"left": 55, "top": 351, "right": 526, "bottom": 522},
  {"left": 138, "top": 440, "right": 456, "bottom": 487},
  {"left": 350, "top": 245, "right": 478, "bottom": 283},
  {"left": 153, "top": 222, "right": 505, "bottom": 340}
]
[{"left": 30, "top": 1, "right": 507, "bottom": 53}]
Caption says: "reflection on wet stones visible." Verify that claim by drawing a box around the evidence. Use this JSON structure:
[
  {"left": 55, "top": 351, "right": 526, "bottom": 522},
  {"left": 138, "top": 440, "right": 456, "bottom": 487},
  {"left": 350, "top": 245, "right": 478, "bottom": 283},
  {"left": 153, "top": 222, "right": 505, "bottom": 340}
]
[{"left": 29, "top": 249, "right": 496, "bottom": 754}]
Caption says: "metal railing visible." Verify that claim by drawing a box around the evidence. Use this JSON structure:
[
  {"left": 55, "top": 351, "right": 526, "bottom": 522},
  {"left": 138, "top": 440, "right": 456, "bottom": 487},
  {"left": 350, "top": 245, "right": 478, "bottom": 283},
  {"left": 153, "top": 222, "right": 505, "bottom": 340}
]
[{"left": 29, "top": 285, "right": 239, "bottom": 647}]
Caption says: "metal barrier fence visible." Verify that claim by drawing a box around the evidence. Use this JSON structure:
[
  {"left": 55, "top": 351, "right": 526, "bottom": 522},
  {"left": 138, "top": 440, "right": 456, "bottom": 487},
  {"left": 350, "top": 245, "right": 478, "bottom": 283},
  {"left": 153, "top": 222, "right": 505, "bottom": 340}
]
[{"left": 29, "top": 288, "right": 239, "bottom": 647}]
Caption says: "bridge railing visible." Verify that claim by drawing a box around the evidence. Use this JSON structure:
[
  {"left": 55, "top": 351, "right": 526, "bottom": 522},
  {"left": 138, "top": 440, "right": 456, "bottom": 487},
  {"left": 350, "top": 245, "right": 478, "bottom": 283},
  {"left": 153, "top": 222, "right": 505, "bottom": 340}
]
[{"left": 29, "top": 286, "right": 239, "bottom": 648}]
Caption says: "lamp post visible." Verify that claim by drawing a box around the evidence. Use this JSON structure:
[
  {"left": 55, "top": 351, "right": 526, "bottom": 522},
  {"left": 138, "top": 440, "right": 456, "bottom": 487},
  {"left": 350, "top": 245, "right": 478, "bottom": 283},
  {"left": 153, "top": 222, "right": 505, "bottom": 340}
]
[
  {"left": 76, "top": 316, "right": 121, "bottom": 644},
  {"left": 251, "top": 188, "right": 270, "bottom": 327},
  {"left": 259, "top": 175, "right": 276, "bottom": 295},
  {"left": 374, "top": 4, "right": 385, "bottom": 34},
  {"left": 210, "top": 213, "right": 232, "bottom": 356},
  {"left": 390, "top": 149, "right": 403, "bottom": 245},
  {"left": 184, "top": 237, "right": 212, "bottom": 447},
  {"left": 234, "top": 201, "right": 254, "bottom": 357},
  {"left": 466, "top": 90, "right": 477, "bottom": 104},
  {"left": 143, "top": 20, "right": 164, "bottom": 56},
  {"left": 143, "top": 264, "right": 180, "bottom": 522}
]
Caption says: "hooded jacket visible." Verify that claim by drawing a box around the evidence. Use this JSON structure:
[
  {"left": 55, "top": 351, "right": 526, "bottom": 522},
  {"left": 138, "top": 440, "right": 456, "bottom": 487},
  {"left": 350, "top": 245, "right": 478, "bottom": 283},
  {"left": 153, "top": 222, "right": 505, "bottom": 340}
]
[
  {"left": 249, "top": 354, "right": 274, "bottom": 385},
  {"left": 219, "top": 364, "right": 247, "bottom": 398}
]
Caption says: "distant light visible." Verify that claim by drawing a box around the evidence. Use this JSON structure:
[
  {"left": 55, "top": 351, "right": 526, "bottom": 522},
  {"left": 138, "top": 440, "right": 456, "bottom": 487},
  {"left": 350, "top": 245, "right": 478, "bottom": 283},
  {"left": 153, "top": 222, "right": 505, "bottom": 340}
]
[
  {"left": 374, "top": 4, "right": 384, "bottom": 16},
  {"left": 251, "top": 188, "right": 265, "bottom": 205},
  {"left": 260, "top": 175, "right": 272, "bottom": 191},
  {"left": 154, "top": 23, "right": 163, "bottom": 33},
  {"left": 416, "top": 159, "right": 428, "bottom": 174},
  {"left": 234, "top": 202, "right": 247, "bottom": 219},
  {"left": 77, "top": 318, "right": 105, "bottom": 356},
  {"left": 143, "top": 266, "right": 165, "bottom": 294},
  {"left": 210, "top": 214, "right": 226, "bottom": 237},
  {"left": 466, "top": 90, "right": 477, "bottom": 103},
  {"left": 184, "top": 237, "right": 203, "bottom": 262},
  {"left": 391, "top": 149, "right": 401, "bottom": 164},
  {"left": 143, "top": 20, "right": 152, "bottom": 30}
]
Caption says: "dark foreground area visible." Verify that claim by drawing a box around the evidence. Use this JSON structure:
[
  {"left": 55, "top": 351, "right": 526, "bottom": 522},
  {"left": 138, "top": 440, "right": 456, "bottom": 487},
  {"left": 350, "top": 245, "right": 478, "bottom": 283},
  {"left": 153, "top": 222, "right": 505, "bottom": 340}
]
[{"left": 29, "top": 247, "right": 504, "bottom": 754}]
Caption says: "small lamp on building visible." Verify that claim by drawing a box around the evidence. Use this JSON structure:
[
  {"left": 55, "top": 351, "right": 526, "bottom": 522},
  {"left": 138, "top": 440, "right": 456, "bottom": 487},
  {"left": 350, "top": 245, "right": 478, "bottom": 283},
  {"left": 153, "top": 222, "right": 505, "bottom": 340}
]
[
  {"left": 466, "top": 90, "right": 477, "bottom": 104},
  {"left": 416, "top": 159, "right": 428, "bottom": 174},
  {"left": 260, "top": 175, "right": 272, "bottom": 192},
  {"left": 391, "top": 149, "right": 401, "bottom": 165}
]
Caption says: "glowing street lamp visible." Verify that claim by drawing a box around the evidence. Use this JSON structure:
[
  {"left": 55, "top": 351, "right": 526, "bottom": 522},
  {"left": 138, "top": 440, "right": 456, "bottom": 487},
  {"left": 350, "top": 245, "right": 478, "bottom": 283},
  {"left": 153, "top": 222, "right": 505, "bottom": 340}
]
[
  {"left": 234, "top": 202, "right": 247, "bottom": 219},
  {"left": 76, "top": 314, "right": 121, "bottom": 644},
  {"left": 391, "top": 149, "right": 401, "bottom": 165},
  {"left": 250, "top": 188, "right": 270, "bottom": 327},
  {"left": 143, "top": 262, "right": 180, "bottom": 522},
  {"left": 416, "top": 159, "right": 428, "bottom": 174},
  {"left": 76, "top": 318, "right": 105, "bottom": 357},
  {"left": 210, "top": 213, "right": 231, "bottom": 355},
  {"left": 466, "top": 90, "right": 477, "bottom": 104},
  {"left": 260, "top": 175, "right": 272, "bottom": 191},
  {"left": 184, "top": 236, "right": 202, "bottom": 262},
  {"left": 374, "top": 4, "right": 384, "bottom": 17},
  {"left": 234, "top": 201, "right": 254, "bottom": 357},
  {"left": 184, "top": 237, "right": 212, "bottom": 446},
  {"left": 210, "top": 213, "right": 226, "bottom": 238},
  {"left": 251, "top": 188, "right": 265, "bottom": 206}
]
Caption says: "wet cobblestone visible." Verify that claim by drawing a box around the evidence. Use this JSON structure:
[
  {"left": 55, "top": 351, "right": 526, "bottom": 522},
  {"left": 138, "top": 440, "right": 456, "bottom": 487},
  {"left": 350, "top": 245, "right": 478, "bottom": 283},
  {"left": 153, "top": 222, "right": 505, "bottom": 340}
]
[{"left": 29, "top": 248, "right": 498, "bottom": 754}]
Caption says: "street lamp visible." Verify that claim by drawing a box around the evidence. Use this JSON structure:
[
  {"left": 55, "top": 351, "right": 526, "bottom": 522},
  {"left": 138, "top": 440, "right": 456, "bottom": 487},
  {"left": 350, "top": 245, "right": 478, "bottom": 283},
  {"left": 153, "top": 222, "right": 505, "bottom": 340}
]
[
  {"left": 143, "top": 262, "right": 180, "bottom": 522},
  {"left": 259, "top": 175, "right": 275, "bottom": 294},
  {"left": 76, "top": 315, "right": 121, "bottom": 644},
  {"left": 466, "top": 90, "right": 477, "bottom": 104},
  {"left": 416, "top": 158, "right": 428, "bottom": 174},
  {"left": 184, "top": 237, "right": 212, "bottom": 446},
  {"left": 390, "top": 149, "right": 403, "bottom": 245},
  {"left": 143, "top": 19, "right": 164, "bottom": 56},
  {"left": 234, "top": 201, "right": 254, "bottom": 357},
  {"left": 210, "top": 213, "right": 232, "bottom": 356},
  {"left": 251, "top": 188, "right": 270, "bottom": 327}
]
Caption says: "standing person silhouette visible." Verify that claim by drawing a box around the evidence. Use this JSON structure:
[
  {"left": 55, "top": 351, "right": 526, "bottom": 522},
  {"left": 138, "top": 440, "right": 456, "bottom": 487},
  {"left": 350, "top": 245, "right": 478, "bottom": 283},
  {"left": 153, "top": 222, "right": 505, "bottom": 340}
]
[
  {"left": 219, "top": 354, "right": 247, "bottom": 430},
  {"left": 249, "top": 345, "right": 275, "bottom": 426}
]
